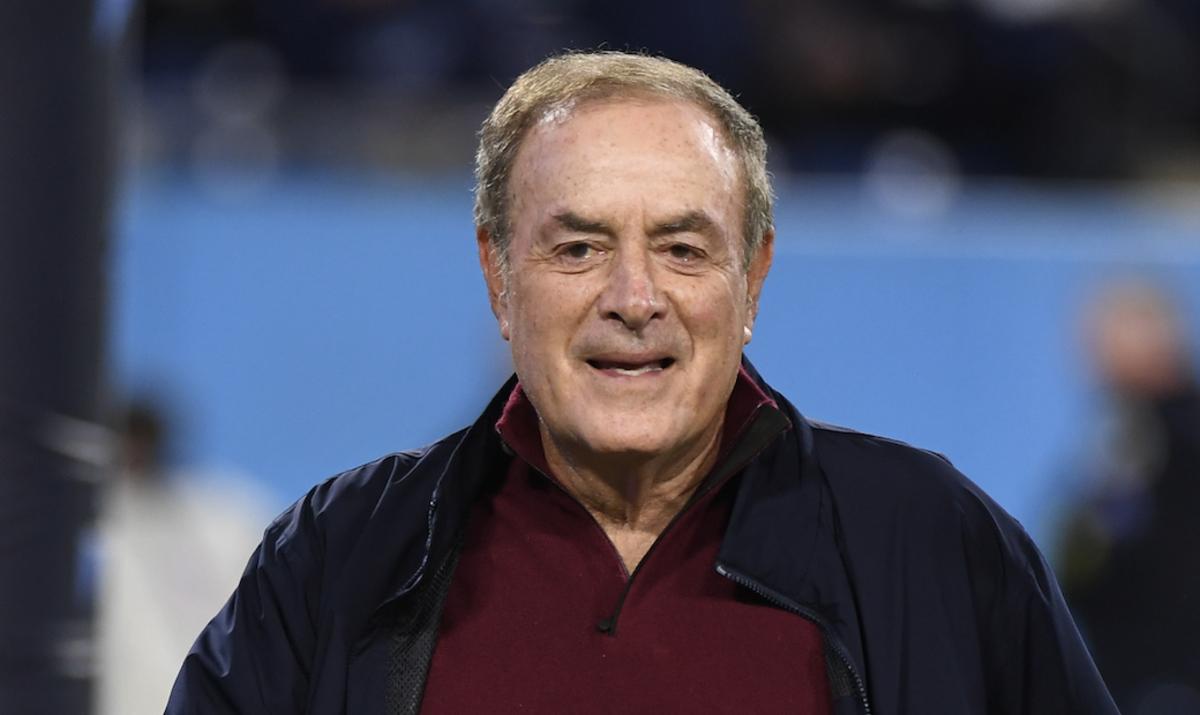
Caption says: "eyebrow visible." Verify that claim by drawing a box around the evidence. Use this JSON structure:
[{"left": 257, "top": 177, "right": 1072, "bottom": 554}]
[
  {"left": 550, "top": 210, "right": 716, "bottom": 237},
  {"left": 648, "top": 210, "right": 715, "bottom": 237},
  {"left": 552, "top": 211, "right": 613, "bottom": 235}
]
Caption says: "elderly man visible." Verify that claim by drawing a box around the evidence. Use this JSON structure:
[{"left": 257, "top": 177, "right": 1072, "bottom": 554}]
[{"left": 167, "top": 53, "right": 1116, "bottom": 714}]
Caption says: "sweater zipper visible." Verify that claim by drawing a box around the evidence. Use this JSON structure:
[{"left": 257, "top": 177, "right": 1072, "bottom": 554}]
[
  {"left": 715, "top": 563, "right": 872, "bottom": 715},
  {"left": 542, "top": 405, "right": 792, "bottom": 637},
  {"left": 593, "top": 487, "right": 698, "bottom": 635}
]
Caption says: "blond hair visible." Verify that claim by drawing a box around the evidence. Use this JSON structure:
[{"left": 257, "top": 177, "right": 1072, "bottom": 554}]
[{"left": 474, "top": 51, "right": 773, "bottom": 271}]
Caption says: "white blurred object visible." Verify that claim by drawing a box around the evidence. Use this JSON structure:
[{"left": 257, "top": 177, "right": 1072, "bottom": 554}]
[
  {"left": 190, "top": 41, "right": 286, "bottom": 201},
  {"left": 863, "top": 129, "right": 961, "bottom": 223},
  {"left": 193, "top": 41, "right": 286, "bottom": 124},
  {"left": 96, "top": 470, "right": 273, "bottom": 715}
]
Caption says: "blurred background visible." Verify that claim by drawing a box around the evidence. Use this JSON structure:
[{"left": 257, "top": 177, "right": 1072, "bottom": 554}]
[{"left": 2, "top": 0, "right": 1199, "bottom": 712}]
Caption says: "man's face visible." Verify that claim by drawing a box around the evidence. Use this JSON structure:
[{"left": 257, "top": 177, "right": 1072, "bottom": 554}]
[{"left": 480, "top": 96, "right": 772, "bottom": 460}]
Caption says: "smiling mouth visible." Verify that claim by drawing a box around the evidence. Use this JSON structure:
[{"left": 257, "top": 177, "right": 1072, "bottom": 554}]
[{"left": 586, "top": 357, "right": 676, "bottom": 377}]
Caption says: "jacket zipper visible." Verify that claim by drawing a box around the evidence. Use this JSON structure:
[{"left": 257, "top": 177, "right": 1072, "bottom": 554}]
[{"left": 715, "top": 563, "right": 872, "bottom": 715}]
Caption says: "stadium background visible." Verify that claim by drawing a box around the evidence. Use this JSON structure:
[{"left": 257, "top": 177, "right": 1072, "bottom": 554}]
[
  {"left": 115, "top": 0, "right": 1200, "bottom": 547},
  {"left": 2, "top": 0, "right": 1199, "bottom": 712}
]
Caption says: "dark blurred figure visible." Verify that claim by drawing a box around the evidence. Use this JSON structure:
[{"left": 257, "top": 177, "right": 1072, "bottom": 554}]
[
  {"left": 119, "top": 402, "right": 166, "bottom": 476},
  {"left": 1058, "top": 282, "right": 1200, "bottom": 714},
  {"left": 1, "top": 0, "right": 121, "bottom": 711}
]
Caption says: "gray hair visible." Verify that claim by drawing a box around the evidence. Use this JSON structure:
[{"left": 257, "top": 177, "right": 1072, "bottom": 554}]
[{"left": 474, "top": 51, "right": 774, "bottom": 273}]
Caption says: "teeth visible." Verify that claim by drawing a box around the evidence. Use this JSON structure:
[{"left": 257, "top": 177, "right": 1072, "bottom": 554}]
[{"left": 611, "top": 364, "right": 662, "bottom": 376}]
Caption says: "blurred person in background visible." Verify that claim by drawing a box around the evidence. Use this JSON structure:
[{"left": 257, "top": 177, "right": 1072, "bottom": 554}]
[
  {"left": 1057, "top": 282, "right": 1200, "bottom": 714},
  {"left": 165, "top": 51, "right": 1116, "bottom": 714},
  {"left": 97, "top": 399, "right": 271, "bottom": 714}
]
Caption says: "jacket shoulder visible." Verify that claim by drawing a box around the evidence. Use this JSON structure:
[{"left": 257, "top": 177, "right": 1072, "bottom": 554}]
[
  {"left": 269, "top": 428, "right": 470, "bottom": 562},
  {"left": 165, "top": 431, "right": 473, "bottom": 715},
  {"left": 808, "top": 420, "right": 974, "bottom": 508},
  {"left": 808, "top": 419, "right": 1059, "bottom": 634},
  {"left": 809, "top": 419, "right": 1116, "bottom": 711},
  {"left": 807, "top": 419, "right": 1030, "bottom": 568}
]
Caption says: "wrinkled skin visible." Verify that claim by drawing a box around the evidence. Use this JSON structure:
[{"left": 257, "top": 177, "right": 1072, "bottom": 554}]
[{"left": 477, "top": 96, "right": 773, "bottom": 542}]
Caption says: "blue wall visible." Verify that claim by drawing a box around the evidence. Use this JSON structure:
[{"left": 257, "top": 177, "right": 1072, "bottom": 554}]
[{"left": 112, "top": 171, "right": 1200, "bottom": 546}]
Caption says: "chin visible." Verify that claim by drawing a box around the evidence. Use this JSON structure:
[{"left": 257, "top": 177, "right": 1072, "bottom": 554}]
[{"left": 565, "top": 411, "right": 688, "bottom": 456}]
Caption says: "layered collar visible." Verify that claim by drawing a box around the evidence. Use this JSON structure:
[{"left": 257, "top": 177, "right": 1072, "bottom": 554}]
[{"left": 350, "top": 358, "right": 866, "bottom": 701}]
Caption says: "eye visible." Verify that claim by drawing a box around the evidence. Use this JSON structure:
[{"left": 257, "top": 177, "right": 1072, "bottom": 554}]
[
  {"left": 555, "top": 241, "right": 605, "bottom": 267},
  {"left": 666, "top": 243, "right": 704, "bottom": 263},
  {"left": 565, "top": 243, "right": 594, "bottom": 260}
]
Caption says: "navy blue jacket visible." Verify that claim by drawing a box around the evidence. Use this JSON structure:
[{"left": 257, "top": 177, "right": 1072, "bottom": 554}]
[{"left": 167, "top": 365, "right": 1118, "bottom": 714}]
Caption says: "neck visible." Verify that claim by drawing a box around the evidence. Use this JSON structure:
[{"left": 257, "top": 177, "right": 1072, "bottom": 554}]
[{"left": 539, "top": 419, "right": 724, "bottom": 545}]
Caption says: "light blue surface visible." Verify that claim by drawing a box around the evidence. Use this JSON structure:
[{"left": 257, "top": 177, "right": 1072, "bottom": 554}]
[{"left": 111, "top": 170, "right": 1200, "bottom": 546}]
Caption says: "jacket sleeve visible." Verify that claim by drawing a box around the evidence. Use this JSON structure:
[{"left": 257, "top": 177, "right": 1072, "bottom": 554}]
[
  {"left": 165, "top": 496, "right": 323, "bottom": 714},
  {"left": 970, "top": 502, "right": 1120, "bottom": 714}
]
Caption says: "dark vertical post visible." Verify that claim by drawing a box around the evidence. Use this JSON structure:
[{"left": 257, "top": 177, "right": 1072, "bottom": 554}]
[{"left": 0, "top": 0, "right": 119, "bottom": 712}]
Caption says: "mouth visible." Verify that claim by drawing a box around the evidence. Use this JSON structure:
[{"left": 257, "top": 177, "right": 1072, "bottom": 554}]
[{"left": 585, "top": 356, "right": 676, "bottom": 377}]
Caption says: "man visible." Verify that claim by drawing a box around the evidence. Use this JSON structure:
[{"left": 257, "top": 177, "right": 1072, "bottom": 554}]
[
  {"left": 167, "top": 52, "right": 1117, "bottom": 714},
  {"left": 1057, "top": 282, "right": 1200, "bottom": 711}
]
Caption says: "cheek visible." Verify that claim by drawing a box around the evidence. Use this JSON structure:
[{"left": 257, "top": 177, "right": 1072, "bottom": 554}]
[
  {"left": 508, "top": 276, "right": 594, "bottom": 356},
  {"left": 676, "top": 278, "right": 748, "bottom": 345}
]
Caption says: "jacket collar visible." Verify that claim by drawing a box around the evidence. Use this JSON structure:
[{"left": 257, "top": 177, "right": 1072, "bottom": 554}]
[
  {"left": 716, "top": 360, "right": 868, "bottom": 697},
  {"left": 349, "top": 375, "right": 516, "bottom": 629}
]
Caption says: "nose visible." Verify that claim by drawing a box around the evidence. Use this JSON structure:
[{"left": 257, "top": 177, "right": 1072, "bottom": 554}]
[{"left": 597, "top": 246, "right": 665, "bottom": 333}]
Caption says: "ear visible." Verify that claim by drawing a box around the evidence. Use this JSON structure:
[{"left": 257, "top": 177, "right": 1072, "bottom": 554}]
[
  {"left": 476, "top": 226, "right": 511, "bottom": 341},
  {"left": 743, "top": 228, "right": 774, "bottom": 345}
]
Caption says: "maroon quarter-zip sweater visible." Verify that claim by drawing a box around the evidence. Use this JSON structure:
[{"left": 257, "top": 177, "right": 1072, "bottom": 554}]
[{"left": 421, "top": 369, "right": 832, "bottom": 713}]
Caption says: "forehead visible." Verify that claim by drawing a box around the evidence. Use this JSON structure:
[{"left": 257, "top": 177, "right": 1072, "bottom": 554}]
[
  {"left": 533, "top": 93, "right": 732, "bottom": 153},
  {"left": 508, "top": 97, "right": 742, "bottom": 224}
]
